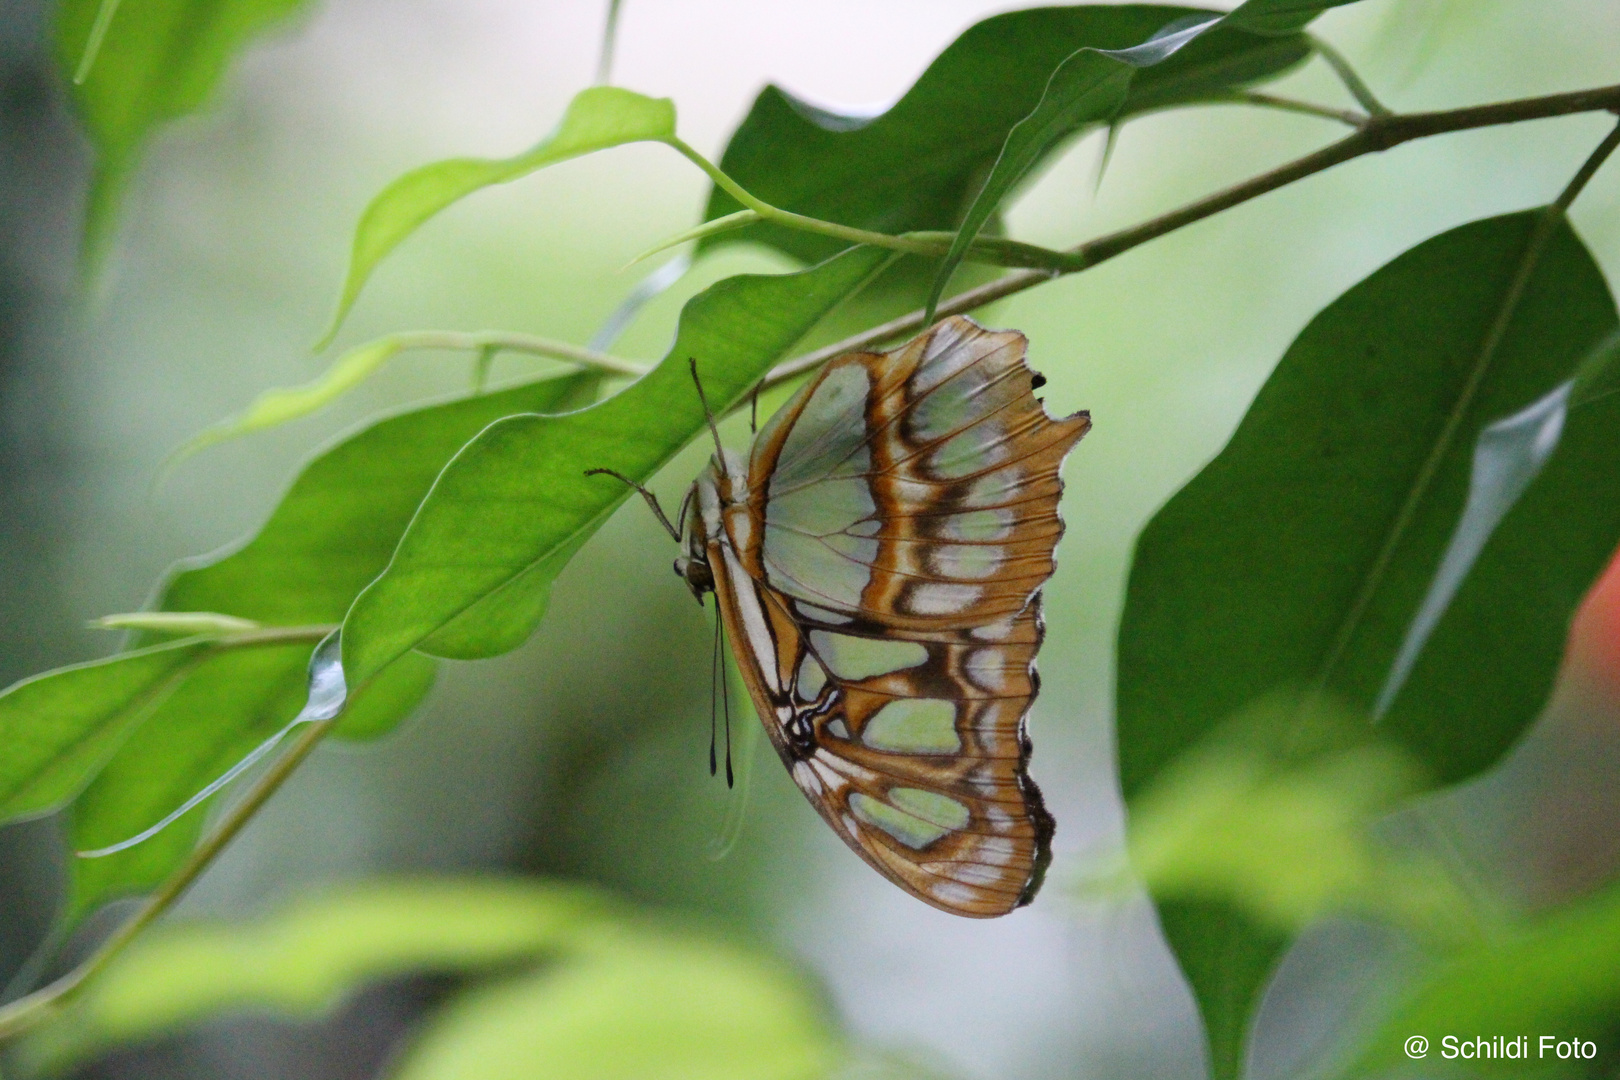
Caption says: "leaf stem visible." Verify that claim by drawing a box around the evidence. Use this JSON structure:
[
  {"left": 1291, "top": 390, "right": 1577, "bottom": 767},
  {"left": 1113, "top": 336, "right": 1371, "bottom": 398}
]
[
  {"left": 660, "top": 137, "right": 1079, "bottom": 270},
  {"left": 385, "top": 330, "right": 649, "bottom": 379},
  {"left": 0, "top": 708, "right": 341, "bottom": 1041},
  {"left": 1554, "top": 116, "right": 1620, "bottom": 211},
  {"left": 594, "top": 0, "right": 625, "bottom": 86},
  {"left": 763, "top": 80, "right": 1620, "bottom": 387},
  {"left": 1221, "top": 90, "right": 1367, "bottom": 128},
  {"left": 1310, "top": 36, "right": 1391, "bottom": 118}
]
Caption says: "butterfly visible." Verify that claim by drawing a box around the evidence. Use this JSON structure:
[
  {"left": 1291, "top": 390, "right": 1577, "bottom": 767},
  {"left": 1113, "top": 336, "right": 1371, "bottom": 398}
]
[{"left": 592, "top": 316, "right": 1089, "bottom": 917}]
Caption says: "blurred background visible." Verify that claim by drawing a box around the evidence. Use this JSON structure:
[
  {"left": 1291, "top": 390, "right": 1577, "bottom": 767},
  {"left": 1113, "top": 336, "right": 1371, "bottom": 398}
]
[{"left": 0, "top": 0, "right": 1618, "bottom": 1077}]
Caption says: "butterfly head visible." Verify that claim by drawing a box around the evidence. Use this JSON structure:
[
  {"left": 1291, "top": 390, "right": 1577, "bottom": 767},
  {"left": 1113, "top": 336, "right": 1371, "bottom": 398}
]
[{"left": 673, "top": 487, "right": 715, "bottom": 602}]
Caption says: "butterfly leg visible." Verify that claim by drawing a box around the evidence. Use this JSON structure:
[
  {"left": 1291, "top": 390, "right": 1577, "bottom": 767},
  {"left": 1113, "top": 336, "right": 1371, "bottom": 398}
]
[{"left": 584, "top": 468, "right": 681, "bottom": 541}]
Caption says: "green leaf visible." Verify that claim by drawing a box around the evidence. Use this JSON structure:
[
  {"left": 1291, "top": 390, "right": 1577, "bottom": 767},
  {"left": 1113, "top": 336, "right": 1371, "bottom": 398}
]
[
  {"left": 340, "top": 245, "right": 892, "bottom": 685},
  {"left": 0, "top": 640, "right": 210, "bottom": 822},
  {"left": 926, "top": 0, "right": 1364, "bottom": 319},
  {"left": 167, "top": 338, "right": 407, "bottom": 464},
  {"left": 23, "top": 878, "right": 621, "bottom": 1072},
  {"left": 1571, "top": 328, "right": 1620, "bottom": 408},
  {"left": 23, "top": 878, "right": 842, "bottom": 1080},
  {"left": 392, "top": 932, "right": 840, "bottom": 1080},
  {"left": 67, "top": 375, "right": 592, "bottom": 919},
  {"left": 1343, "top": 880, "right": 1620, "bottom": 1078},
  {"left": 322, "top": 87, "right": 677, "bottom": 346},
  {"left": 1224, "top": 0, "right": 1364, "bottom": 34},
  {"left": 54, "top": 0, "right": 313, "bottom": 269},
  {"left": 1117, "top": 211, "right": 1620, "bottom": 1079},
  {"left": 703, "top": 6, "right": 1312, "bottom": 269}
]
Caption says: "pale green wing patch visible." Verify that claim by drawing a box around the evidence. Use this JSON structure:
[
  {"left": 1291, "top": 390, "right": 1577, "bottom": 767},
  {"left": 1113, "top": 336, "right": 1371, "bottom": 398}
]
[
  {"left": 861, "top": 699, "right": 961, "bottom": 754},
  {"left": 807, "top": 632, "right": 926, "bottom": 681},
  {"left": 850, "top": 788, "right": 972, "bottom": 849}
]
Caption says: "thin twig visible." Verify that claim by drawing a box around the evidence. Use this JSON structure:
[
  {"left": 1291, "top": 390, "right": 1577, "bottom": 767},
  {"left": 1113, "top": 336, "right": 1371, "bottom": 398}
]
[{"left": 762, "top": 81, "right": 1620, "bottom": 388}]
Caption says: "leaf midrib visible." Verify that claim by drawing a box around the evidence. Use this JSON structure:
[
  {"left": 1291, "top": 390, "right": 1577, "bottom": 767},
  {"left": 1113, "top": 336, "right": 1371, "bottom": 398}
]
[{"left": 1313, "top": 209, "right": 1563, "bottom": 694}]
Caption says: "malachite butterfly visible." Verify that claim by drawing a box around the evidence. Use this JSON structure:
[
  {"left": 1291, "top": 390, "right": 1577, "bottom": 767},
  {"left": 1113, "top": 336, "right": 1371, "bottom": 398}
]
[{"left": 603, "top": 316, "right": 1089, "bottom": 917}]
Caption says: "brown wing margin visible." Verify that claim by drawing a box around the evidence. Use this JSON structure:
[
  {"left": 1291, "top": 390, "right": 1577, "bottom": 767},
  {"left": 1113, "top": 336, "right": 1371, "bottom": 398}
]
[{"left": 743, "top": 315, "right": 1090, "bottom": 633}]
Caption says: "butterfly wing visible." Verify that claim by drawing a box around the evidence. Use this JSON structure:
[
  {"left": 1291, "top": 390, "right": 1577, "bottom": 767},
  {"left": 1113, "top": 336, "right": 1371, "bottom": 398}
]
[{"left": 708, "top": 316, "right": 1088, "bottom": 917}]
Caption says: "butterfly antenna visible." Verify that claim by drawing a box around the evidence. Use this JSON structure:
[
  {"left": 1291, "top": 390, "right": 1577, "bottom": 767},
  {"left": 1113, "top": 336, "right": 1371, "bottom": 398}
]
[
  {"left": 749, "top": 380, "right": 761, "bottom": 434},
  {"left": 688, "top": 358, "right": 725, "bottom": 459},
  {"left": 719, "top": 618, "right": 734, "bottom": 788},
  {"left": 709, "top": 614, "right": 720, "bottom": 777},
  {"left": 584, "top": 468, "right": 681, "bottom": 542}
]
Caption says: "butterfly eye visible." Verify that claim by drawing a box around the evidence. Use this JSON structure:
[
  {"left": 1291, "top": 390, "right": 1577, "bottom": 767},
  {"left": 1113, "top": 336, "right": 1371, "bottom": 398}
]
[{"left": 672, "top": 557, "right": 688, "bottom": 578}]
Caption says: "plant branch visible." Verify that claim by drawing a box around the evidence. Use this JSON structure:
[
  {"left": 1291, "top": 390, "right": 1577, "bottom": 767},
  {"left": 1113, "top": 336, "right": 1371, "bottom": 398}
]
[
  {"left": 0, "top": 711, "right": 341, "bottom": 1041},
  {"left": 763, "top": 80, "right": 1620, "bottom": 389},
  {"left": 1310, "top": 36, "right": 1391, "bottom": 118}
]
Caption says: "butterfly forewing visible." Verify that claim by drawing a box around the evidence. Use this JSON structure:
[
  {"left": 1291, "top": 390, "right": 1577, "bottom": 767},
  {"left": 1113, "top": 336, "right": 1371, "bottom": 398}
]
[{"left": 706, "top": 316, "right": 1088, "bottom": 917}]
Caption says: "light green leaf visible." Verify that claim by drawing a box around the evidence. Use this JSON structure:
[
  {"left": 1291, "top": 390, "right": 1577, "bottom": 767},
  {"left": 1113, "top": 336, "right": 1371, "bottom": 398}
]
[
  {"left": 68, "top": 375, "right": 593, "bottom": 920},
  {"left": 54, "top": 0, "right": 314, "bottom": 269},
  {"left": 393, "top": 931, "right": 841, "bottom": 1080},
  {"left": 23, "top": 879, "right": 619, "bottom": 1072},
  {"left": 341, "top": 245, "right": 892, "bottom": 684},
  {"left": 0, "top": 640, "right": 210, "bottom": 823},
  {"left": 168, "top": 338, "right": 405, "bottom": 464},
  {"left": 23, "top": 878, "right": 842, "bottom": 1080},
  {"left": 1342, "top": 880, "right": 1620, "bottom": 1077},
  {"left": 1117, "top": 210, "right": 1620, "bottom": 1079},
  {"left": 322, "top": 86, "right": 677, "bottom": 346}
]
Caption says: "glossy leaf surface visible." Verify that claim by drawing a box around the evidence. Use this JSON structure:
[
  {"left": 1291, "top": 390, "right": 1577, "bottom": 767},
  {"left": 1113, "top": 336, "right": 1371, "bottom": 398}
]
[
  {"left": 1117, "top": 211, "right": 1620, "bottom": 1078},
  {"left": 341, "top": 246, "right": 891, "bottom": 684}
]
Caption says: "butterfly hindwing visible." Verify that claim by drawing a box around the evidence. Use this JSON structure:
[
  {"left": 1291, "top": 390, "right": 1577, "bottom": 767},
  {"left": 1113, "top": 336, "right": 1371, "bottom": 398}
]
[{"left": 704, "top": 316, "right": 1087, "bottom": 917}]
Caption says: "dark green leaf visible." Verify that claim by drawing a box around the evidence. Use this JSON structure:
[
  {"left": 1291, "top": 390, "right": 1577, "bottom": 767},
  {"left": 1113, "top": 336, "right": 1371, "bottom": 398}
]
[
  {"left": 928, "top": 0, "right": 1363, "bottom": 317},
  {"left": 340, "top": 246, "right": 892, "bottom": 685},
  {"left": 702, "top": 6, "right": 1311, "bottom": 269},
  {"left": 67, "top": 375, "right": 592, "bottom": 919},
  {"left": 1117, "top": 211, "right": 1620, "bottom": 1079},
  {"left": 54, "top": 0, "right": 313, "bottom": 267}
]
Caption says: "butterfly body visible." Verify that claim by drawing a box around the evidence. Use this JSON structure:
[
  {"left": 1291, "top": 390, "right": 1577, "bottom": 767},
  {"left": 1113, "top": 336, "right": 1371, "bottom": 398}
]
[{"left": 673, "top": 316, "right": 1088, "bottom": 917}]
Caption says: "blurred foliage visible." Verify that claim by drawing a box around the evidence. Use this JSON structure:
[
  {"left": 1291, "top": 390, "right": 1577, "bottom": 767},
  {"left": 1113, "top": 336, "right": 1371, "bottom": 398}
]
[
  {"left": 54, "top": 0, "right": 314, "bottom": 269},
  {"left": 19, "top": 878, "right": 845, "bottom": 1080}
]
